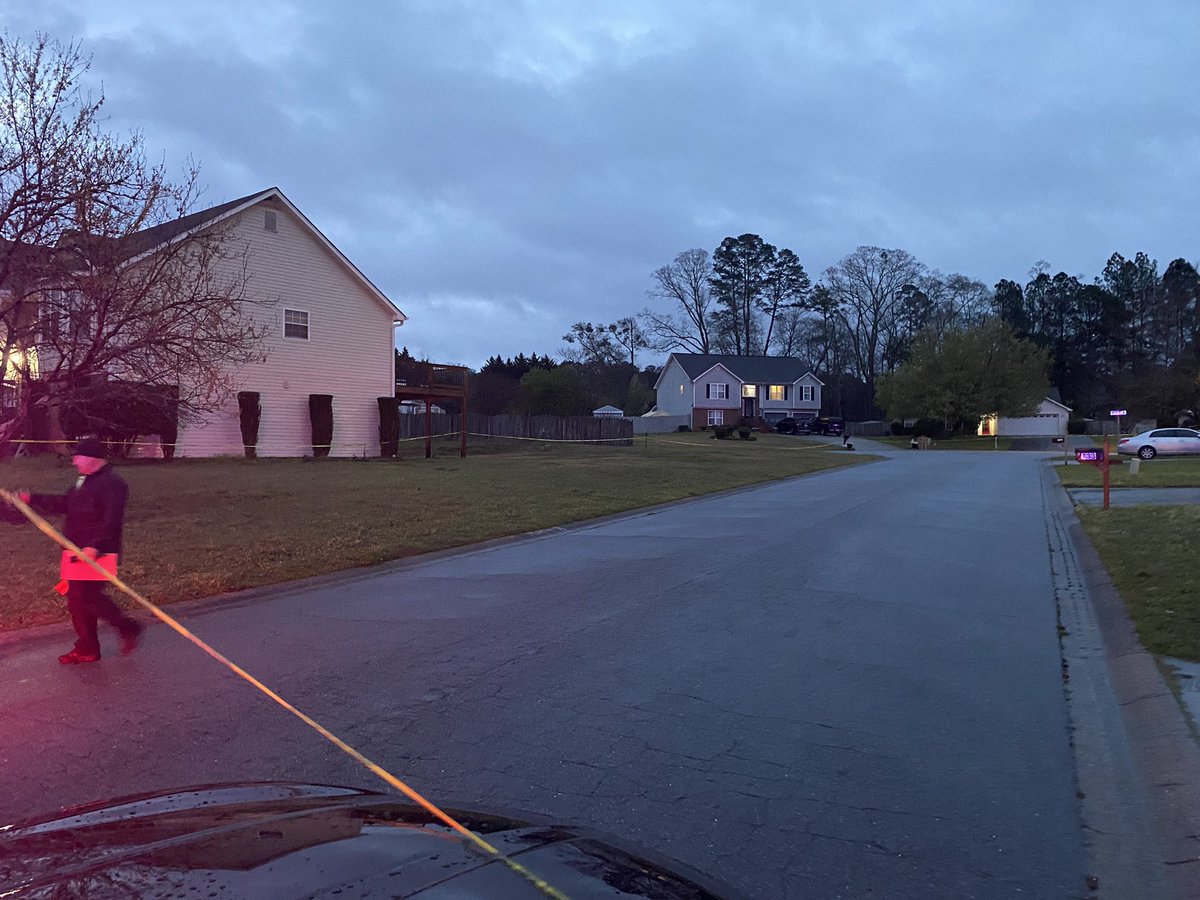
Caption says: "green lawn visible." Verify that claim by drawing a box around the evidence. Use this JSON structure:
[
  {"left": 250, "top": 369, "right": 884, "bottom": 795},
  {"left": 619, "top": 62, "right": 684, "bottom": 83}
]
[
  {"left": 0, "top": 432, "right": 869, "bottom": 632},
  {"left": 1056, "top": 456, "right": 1200, "bottom": 488},
  {"left": 1076, "top": 505, "right": 1200, "bottom": 661},
  {"left": 872, "top": 435, "right": 1017, "bottom": 451}
]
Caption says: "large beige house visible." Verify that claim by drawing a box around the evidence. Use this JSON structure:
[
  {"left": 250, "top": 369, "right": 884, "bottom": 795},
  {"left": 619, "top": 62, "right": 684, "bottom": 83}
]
[
  {"left": 7, "top": 187, "right": 407, "bottom": 457},
  {"left": 167, "top": 188, "right": 406, "bottom": 457}
]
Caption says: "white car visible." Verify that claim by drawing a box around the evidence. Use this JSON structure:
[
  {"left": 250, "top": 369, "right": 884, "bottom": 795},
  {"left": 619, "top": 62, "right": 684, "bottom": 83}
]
[{"left": 1117, "top": 427, "right": 1200, "bottom": 459}]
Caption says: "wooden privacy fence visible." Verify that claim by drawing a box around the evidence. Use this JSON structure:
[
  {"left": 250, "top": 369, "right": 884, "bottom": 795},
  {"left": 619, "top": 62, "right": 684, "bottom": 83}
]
[{"left": 398, "top": 413, "right": 633, "bottom": 446}]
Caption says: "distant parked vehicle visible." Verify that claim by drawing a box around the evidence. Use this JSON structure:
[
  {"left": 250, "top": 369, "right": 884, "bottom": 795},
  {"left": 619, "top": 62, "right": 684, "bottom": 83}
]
[
  {"left": 809, "top": 416, "right": 845, "bottom": 436},
  {"left": 1117, "top": 427, "right": 1200, "bottom": 459},
  {"left": 775, "top": 417, "right": 815, "bottom": 435}
]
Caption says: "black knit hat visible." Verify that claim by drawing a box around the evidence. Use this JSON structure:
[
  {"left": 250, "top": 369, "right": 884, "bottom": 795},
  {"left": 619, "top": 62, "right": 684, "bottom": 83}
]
[{"left": 73, "top": 437, "right": 108, "bottom": 459}]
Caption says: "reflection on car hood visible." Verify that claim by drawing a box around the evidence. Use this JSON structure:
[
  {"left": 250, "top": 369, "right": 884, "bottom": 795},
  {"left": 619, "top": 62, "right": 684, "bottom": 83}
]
[{"left": 0, "top": 782, "right": 731, "bottom": 898}]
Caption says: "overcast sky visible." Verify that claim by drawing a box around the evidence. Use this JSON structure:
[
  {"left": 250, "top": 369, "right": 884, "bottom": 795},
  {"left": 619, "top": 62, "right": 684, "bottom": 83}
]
[{"left": 8, "top": 2, "right": 1200, "bottom": 369}]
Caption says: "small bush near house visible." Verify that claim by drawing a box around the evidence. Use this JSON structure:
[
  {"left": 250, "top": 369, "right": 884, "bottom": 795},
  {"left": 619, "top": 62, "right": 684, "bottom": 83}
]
[
  {"left": 712, "top": 425, "right": 733, "bottom": 439},
  {"left": 738, "top": 426, "right": 755, "bottom": 440}
]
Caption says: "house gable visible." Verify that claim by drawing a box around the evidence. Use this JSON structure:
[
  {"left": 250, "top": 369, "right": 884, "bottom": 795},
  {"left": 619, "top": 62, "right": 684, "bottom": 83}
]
[{"left": 125, "top": 187, "right": 405, "bottom": 325}]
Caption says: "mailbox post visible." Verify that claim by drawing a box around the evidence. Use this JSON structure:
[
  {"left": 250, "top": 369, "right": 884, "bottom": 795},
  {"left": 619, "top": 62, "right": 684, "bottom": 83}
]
[
  {"left": 1075, "top": 436, "right": 1112, "bottom": 509},
  {"left": 1110, "top": 408, "right": 1127, "bottom": 439}
]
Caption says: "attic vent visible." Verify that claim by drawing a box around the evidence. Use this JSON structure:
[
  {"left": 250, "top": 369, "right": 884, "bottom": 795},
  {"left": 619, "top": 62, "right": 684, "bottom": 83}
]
[{"left": 263, "top": 210, "right": 277, "bottom": 232}]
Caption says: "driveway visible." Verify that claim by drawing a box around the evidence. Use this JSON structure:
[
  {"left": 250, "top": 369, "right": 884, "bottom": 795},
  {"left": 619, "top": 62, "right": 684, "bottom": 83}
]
[{"left": 1, "top": 451, "right": 1092, "bottom": 896}]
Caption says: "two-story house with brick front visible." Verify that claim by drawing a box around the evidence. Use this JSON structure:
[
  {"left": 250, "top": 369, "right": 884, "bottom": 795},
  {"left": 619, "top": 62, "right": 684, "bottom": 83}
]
[{"left": 652, "top": 353, "right": 823, "bottom": 430}]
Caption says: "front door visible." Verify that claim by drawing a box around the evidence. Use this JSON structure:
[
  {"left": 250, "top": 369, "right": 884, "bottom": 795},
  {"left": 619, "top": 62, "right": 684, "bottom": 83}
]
[{"left": 743, "top": 397, "right": 755, "bottom": 418}]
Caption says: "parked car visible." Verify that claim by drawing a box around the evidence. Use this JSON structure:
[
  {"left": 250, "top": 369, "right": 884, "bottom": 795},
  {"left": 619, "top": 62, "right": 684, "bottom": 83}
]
[
  {"left": 1117, "top": 427, "right": 1200, "bottom": 459},
  {"left": 809, "top": 416, "right": 845, "bottom": 436},
  {"left": 775, "top": 417, "right": 814, "bottom": 435},
  {"left": 0, "top": 782, "right": 735, "bottom": 898}
]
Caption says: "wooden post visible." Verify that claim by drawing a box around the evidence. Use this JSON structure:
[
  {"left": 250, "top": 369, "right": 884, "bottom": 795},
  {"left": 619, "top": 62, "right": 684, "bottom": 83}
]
[
  {"left": 1102, "top": 435, "right": 1110, "bottom": 510},
  {"left": 425, "top": 364, "right": 433, "bottom": 459},
  {"left": 459, "top": 370, "right": 469, "bottom": 458}
]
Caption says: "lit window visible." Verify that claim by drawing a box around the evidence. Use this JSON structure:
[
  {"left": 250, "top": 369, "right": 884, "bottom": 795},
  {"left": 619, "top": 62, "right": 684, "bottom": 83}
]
[
  {"left": 679, "top": 383, "right": 684, "bottom": 394},
  {"left": 742, "top": 384, "right": 757, "bottom": 398},
  {"left": 707, "top": 410, "right": 723, "bottom": 426},
  {"left": 284, "top": 308, "right": 309, "bottom": 340},
  {"left": 769, "top": 385, "right": 785, "bottom": 401}
]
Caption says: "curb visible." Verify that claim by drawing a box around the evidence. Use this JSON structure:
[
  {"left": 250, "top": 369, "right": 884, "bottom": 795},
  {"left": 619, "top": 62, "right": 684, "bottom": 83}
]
[{"left": 1046, "top": 463, "right": 1200, "bottom": 898}]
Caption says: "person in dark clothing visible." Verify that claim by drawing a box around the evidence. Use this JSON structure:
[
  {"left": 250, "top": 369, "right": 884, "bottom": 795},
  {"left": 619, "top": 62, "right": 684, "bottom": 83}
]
[{"left": 17, "top": 437, "right": 144, "bottom": 665}]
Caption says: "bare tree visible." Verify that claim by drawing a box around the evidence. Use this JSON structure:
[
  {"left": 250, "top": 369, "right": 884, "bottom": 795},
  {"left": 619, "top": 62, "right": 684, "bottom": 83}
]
[
  {"left": 1, "top": 33, "right": 268, "bottom": 447},
  {"left": 640, "top": 248, "right": 714, "bottom": 354},
  {"left": 561, "top": 321, "right": 626, "bottom": 366},
  {"left": 822, "top": 246, "right": 924, "bottom": 412}
]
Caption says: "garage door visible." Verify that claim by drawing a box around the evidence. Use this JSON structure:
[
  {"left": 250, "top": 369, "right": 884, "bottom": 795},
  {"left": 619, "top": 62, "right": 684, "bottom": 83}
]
[{"left": 999, "top": 414, "right": 1063, "bottom": 436}]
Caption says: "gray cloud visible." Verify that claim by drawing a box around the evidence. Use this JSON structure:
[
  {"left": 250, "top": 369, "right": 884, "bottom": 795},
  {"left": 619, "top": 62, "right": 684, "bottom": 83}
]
[{"left": 8, "top": 0, "right": 1200, "bottom": 365}]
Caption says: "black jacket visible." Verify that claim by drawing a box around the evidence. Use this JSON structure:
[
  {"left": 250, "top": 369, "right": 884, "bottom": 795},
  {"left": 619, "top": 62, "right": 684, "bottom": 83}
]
[{"left": 30, "top": 465, "right": 129, "bottom": 555}]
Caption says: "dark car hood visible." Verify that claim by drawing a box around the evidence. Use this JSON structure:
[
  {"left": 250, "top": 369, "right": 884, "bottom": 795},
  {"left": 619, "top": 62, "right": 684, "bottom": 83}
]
[{"left": 0, "top": 782, "right": 731, "bottom": 898}]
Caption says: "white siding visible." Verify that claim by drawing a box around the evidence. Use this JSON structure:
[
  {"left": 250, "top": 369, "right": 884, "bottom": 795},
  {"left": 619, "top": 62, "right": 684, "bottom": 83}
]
[
  {"left": 177, "top": 200, "right": 396, "bottom": 457},
  {"left": 794, "top": 374, "right": 822, "bottom": 413},
  {"left": 693, "top": 365, "right": 740, "bottom": 409},
  {"left": 653, "top": 358, "right": 693, "bottom": 416}
]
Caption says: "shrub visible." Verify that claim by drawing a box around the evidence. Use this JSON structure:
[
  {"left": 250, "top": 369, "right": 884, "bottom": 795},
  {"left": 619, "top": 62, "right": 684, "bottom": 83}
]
[
  {"left": 911, "top": 418, "right": 945, "bottom": 438},
  {"left": 711, "top": 424, "right": 734, "bottom": 440},
  {"left": 1067, "top": 418, "right": 1088, "bottom": 435},
  {"left": 890, "top": 420, "right": 905, "bottom": 436},
  {"left": 738, "top": 426, "right": 753, "bottom": 440}
]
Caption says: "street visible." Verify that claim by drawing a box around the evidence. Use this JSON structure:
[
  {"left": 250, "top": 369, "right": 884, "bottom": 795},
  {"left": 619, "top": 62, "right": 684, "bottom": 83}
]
[{"left": 0, "top": 449, "right": 1088, "bottom": 897}]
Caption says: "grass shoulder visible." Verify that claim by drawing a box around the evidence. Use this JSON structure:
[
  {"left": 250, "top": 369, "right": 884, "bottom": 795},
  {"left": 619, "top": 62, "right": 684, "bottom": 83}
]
[
  {"left": 1056, "top": 456, "right": 1200, "bottom": 488},
  {"left": 0, "top": 433, "right": 872, "bottom": 632},
  {"left": 1076, "top": 504, "right": 1200, "bottom": 662}
]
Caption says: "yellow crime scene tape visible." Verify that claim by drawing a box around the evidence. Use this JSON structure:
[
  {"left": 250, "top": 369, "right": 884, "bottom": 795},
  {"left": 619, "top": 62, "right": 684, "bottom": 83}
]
[{"left": 0, "top": 489, "right": 569, "bottom": 900}]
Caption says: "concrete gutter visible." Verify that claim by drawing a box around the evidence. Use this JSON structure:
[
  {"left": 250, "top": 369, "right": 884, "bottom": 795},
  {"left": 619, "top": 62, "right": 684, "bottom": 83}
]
[{"left": 1045, "top": 464, "right": 1200, "bottom": 898}]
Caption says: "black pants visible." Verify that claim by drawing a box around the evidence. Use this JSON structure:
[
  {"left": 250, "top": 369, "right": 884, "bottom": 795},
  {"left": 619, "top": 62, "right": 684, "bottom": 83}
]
[{"left": 67, "top": 581, "right": 137, "bottom": 656}]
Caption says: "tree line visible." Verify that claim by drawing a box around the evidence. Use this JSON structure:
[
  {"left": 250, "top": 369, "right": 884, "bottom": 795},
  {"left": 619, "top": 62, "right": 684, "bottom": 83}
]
[
  {"left": 627, "top": 238, "right": 1198, "bottom": 424},
  {"left": 412, "top": 238, "right": 1199, "bottom": 426},
  {"left": 397, "top": 347, "right": 658, "bottom": 418}
]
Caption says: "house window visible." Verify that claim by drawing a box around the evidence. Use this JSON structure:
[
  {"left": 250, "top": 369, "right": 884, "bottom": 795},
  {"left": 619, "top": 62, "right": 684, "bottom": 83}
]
[
  {"left": 283, "top": 308, "right": 310, "bottom": 340},
  {"left": 679, "top": 383, "right": 684, "bottom": 395},
  {"left": 40, "top": 290, "right": 64, "bottom": 339},
  {"left": 264, "top": 210, "right": 278, "bottom": 232},
  {"left": 707, "top": 410, "right": 723, "bottom": 426},
  {"left": 802, "top": 385, "right": 814, "bottom": 403},
  {"left": 706, "top": 383, "right": 729, "bottom": 400},
  {"left": 769, "top": 384, "right": 786, "bottom": 401},
  {"left": 742, "top": 384, "right": 757, "bottom": 398}
]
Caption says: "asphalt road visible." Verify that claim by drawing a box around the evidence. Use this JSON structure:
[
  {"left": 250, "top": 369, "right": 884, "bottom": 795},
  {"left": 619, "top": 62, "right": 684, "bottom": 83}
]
[{"left": 0, "top": 449, "right": 1090, "bottom": 897}]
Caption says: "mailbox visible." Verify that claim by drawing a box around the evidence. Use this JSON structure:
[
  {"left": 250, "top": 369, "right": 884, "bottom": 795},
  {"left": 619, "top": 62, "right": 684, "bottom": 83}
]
[{"left": 1076, "top": 441, "right": 1113, "bottom": 509}]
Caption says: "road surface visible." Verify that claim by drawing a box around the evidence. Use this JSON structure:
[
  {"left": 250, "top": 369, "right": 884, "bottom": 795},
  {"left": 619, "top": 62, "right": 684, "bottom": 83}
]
[{"left": 0, "top": 449, "right": 1092, "bottom": 896}]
